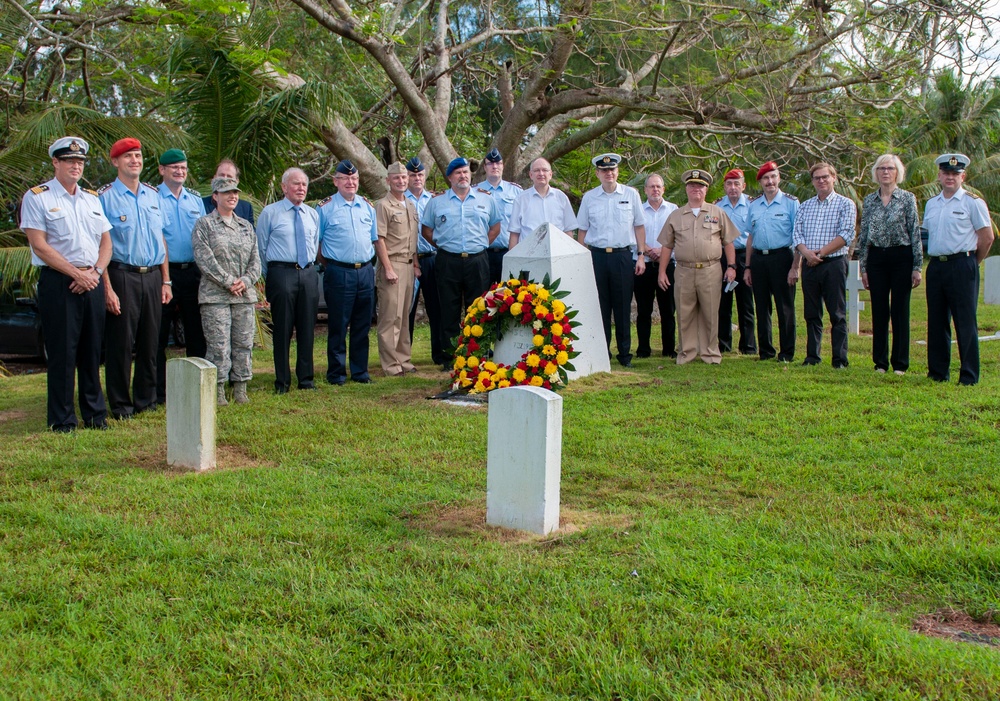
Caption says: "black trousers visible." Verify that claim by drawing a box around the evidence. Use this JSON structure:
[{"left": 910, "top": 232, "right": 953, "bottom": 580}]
[
  {"left": 267, "top": 265, "right": 319, "bottom": 391},
  {"left": 633, "top": 260, "right": 675, "bottom": 357},
  {"left": 487, "top": 247, "right": 506, "bottom": 286},
  {"left": 926, "top": 254, "right": 980, "bottom": 385},
  {"left": 867, "top": 245, "right": 913, "bottom": 372},
  {"left": 37, "top": 267, "right": 107, "bottom": 430},
  {"left": 409, "top": 254, "right": 448, "bottom": 365},
  {"left": 750, "top": 248, "right": 796, "bottom": 361},
  {"left": 105, "top": 266, "right": 162, "bottom": 418},
  {"left": 801, "top": 256, "right": 848, "bottom": 367},
  {"left": 324, "top": 263, "right": 374, "bottom": 383},
  {"left": 590, "top": 247, "right": 634, "bottom": 365},
  {"left": 718, "top": 252, "right": 756, "bottom": 354},
  {"left": 436, "top": 250, "right": 490, "bottom": 353},
  {"left": 157, "top": 263, "right": 206, "bottom": 403}
]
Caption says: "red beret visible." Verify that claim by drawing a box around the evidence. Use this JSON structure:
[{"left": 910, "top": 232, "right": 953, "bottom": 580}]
[
  {"left": 724, "top": 168, "right": 744, "bottom": 181},
  {"left": 110, "top": 138, "right": 142, "bottom": 159},
  {"left": 756, "top": 161, "right": 778, "bottom": 181}
]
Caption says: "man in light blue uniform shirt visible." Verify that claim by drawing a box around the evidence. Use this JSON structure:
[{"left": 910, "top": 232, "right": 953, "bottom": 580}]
[
  {"left": 422, "top": 157, "right": 501, "bottom": 360},
  {"left": 318, "top": 160, "right": 378, "bottom": 385},
  {"left": 258, "top": 167, "right": 320, "bottom": 393},
  {"left": 717, "top": 168, "right": 756, "bottom": 355},
  {"left": 743, "top": 161, "right": 799, "bottom": 362},
  {"left": 576, "top": 153, "right": 646, "bottom": 367},
  {"left": 924, "top": 153, "right": 995, "bottom": 385},
  {"left": 156, "top": 148, "right": 207, "bottom": 405},
  {"left": 476, "top": 148, "right": 522, "bottom": 283},
  {"left": 405, "top": 157, "right": 448, "bottom": 365},
  {"left": 99, "top": 137, "right": 171, "bottom": 420}
]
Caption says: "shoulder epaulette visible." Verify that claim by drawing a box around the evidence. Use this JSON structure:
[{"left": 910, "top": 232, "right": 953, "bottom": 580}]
[
  {"left": 185, "top": 186, "right": 202, "bottom": 197},
  {"left": 785, "top": 193, "right": 799, "bottom": 202},
  {"left": 714, "top": 197, "right": 724, "bottom": 205},
  {"left": 967, "top": 191, "right": 981, "bottom": 200},
  {"left": 142, "top": 182, "right": 158, "bottom": 192},
  {"left": 82, "top": 187, "right": 98, "bottom": 196},
  {"left": 317, "top": 196, "right": 333, "bottom": 207},
  {"left": 477, "top": 188, "right": 492, "bottom": 195},
  {"left": 747, "top": 195, "right": 757, "bottom": 202},
  {"left": 360, "top": 195, "right": 373, "bottom": 208},
  {"left": 97, "top": 183, "right": 113, "bottom": 195},
  {"left": 30, "top": 184, "right": 49, "bottom": 195}
]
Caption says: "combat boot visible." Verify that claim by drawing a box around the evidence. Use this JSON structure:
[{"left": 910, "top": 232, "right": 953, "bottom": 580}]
[
  {"left": 233, "top": 381, "right": 249, "bottom": 404},
  {"left": 217, "top": 383, "right": 229, "bottom": 406}
]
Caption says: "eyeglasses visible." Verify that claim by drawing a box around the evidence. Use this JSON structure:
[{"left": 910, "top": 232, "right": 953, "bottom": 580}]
[
  {"left": 875, "top": 166, "right": 896, "bottom": 172},
  {"left": 812, "top": 174, "right": 833, "bottom": 181}
]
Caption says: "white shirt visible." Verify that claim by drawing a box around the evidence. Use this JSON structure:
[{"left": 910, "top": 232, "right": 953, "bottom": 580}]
[
  {"left": 576, "top": 183, "right": 644, "bottom": 248},
  {"left": 638, "top": 199, "right": 678, "bottom": 261},
  {"left": 924, "top": 187, "right": 990, "bottom": 256},
  {"left": 20, "top": 178, "right": 111, "bottom": 267},
  {"left": 508, "top": 185, "right": 577, "bottom": 239}
]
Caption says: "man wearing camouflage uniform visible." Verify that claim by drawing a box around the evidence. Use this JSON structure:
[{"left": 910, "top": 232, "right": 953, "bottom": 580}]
[{"left": 192, "top": 177, "right": 261, "bottom": 405}]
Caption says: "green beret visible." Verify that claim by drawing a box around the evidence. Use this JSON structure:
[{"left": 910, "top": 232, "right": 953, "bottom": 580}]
[{"left": 159, "top": 148, "right": 187, "bottom": 166}]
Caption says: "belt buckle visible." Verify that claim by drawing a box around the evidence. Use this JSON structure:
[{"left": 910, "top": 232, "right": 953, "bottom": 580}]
[
  {"left": 605, "top": 247, "right": 613, "bottom": 253},
  {"left": 354, "top": 263, "right": 362, "bottom": 269},
  {"left": 138, "top": 266, "right": 150, "bottom": 273},
  {"left": 461, "top": 252, "right": 469, "bottom": 258},
  {"left": 938, "top": 255, "right": 948, "bottom": 262},
  {"left": 695, "top": 263, "right": 704, "bottom": 269}
]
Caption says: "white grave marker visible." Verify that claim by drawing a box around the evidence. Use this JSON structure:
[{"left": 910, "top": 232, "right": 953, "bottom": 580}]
[
  {"left": 985, "top": 256, "right": 1000, "bottom": 305},
  {"left": 496, "top": 222, "right": 611, "bottom": 378},
  {"left": 166, "top": 357, "right": 217, "bottom": 471},
  {"left": 847, "top": 259, "right": 866, "bottom": 335},
  {"left": 487, "top": 385, "right": 562, "bottom": 535}
]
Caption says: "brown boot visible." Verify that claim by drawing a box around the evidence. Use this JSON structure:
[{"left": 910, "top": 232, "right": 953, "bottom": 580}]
[
  {"left": 217, "top": 383, "right": 229, "bottom": 407},
  {"left": 233, "top": 381, "right": 249, "bottom": 404}
]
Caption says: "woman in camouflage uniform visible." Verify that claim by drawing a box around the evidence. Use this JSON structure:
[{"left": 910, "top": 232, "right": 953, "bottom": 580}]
[{"left": 193, "top": 177, "right": 261, "bottom": 405}]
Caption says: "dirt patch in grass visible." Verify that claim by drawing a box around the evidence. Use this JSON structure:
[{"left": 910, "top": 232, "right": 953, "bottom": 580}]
[
  {"left": 0, "top": 409, "right": 30, "bottom": 423},
  {"left": 913, "top": 609, "right": 1000, "bottom": 648},
  {"left": 139, "top": 443, "right": 278, "bottom": 474},
  {"left": 405, "top": 500, "right": 630, "bottom": 544}
]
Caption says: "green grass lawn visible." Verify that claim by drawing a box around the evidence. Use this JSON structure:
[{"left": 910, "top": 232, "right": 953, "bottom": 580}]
[{"left": 1, "top": 277, "right": 999, "bottom": 699}]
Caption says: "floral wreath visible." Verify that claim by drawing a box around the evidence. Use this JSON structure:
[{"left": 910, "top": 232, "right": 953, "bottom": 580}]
[{"left": 451, "top": 274, "right": 579, "bottom": 394}]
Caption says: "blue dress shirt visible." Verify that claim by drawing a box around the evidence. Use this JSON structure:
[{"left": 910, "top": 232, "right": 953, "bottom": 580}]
[
  {"left": 100, "top": 178, "right": 166, "bottom": 266},
  {"left": 406, "top": 189, "right": 435, "bottom": 254},
  {"left": 717, "top": 194, "right": 751, "bottom": 249},
  {"left": 318, "top": 192, "right": 377, "bottom": 264},
  {"left": 421, "top": 188, "right": 501, "bottom": 254},
  {"left": 748, "top": 190, "right": 798, "bottom": 250},
  {"left": 158, "top": 183, "right": 206, "bottom": 264},
  {"left": 475, "top": 179, "right": 521, "bottom": 249},
  {"left": 256, "top": 197, "right": 320, "bottom": 274}
]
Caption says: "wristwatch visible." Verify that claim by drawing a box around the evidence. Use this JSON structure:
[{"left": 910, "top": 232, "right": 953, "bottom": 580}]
[
  {"left": 163, "top": 280, "right": 173, "bottom": 286},
  {"left": 95, "top": 266, "right": 104, "bottom": 276},
  {"left": 727, "top": 263, "right": 737, "bottom": 269}
]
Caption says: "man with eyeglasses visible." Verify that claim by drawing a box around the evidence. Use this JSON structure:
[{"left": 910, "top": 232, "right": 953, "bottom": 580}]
[
  {"left": 20, "top": 137, "right": 113, "bottom": 432},
  {"left": 792, "top": 162, "right": 856, "bottom": 368},
  {"left": 507, "top": 157, "right": 577, "bottom": 248},
  {"left": 156, "top": 148, "right": 207, "bottom": 405},
  {"left": 318, "top": 160, "right": 378, "bottom": 385}
]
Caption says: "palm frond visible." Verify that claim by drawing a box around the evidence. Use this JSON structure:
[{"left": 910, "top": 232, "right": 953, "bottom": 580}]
[{"left": 0, "top": 247, "right": 37, "bottom": 296}]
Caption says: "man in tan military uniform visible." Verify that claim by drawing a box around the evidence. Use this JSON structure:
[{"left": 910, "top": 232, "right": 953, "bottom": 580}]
[
  {"left": 375, "top": 162, "right": 421, "bottom": 376},
  {"left": 657, "top": 169, "right": 739, "bottom": 364}
]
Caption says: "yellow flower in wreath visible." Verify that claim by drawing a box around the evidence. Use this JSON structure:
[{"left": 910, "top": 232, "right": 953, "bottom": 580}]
[
  {"left": 544, "top": 361, "right": 558, "bottom": 375},
  {"left": 508, "top": 279, "right": 521, "bottom": 287},
  {"left": 483, "top": 361, "right": 498, "bottom": 372},
  {"left": 454, "top": 356, "right": 467, "bottom": 370},
  {"left": 551, "top": 323, "right": 564, "bottom": 337},
  {"left": 494, "top": 367, "right": 508, "bottom": 379},
  {"left": 512, "top": 368, "right": 527, "bottom": 382},
  {"left": 553, "top": 310, "right": 565, "bottom": 321},
  {"left": 510, "top": 302, "right": 523, "bottom": 316},
  {"left": 471, "top": 324, "right": 484, "bottom": 337},
  {"left": 543, "top": 344, "right": 557, "bottom": 357},
  {"left": 536, "top": 288, "right": 550, "bottom": 301},
  {"left": 525, "top": 353, "right": 541, "bottom": 368},
  {"left": 498, "top": 379, "right": 511, "bottom": 388},
  {"left": 517, "top": 290, "right": 528, "bottom": 302},
  {"left": 532, "top": 334, "right": 545, "bottom": 347},
  {"left": 467, "top": 355, "right": 480, "bottom": 368},
  {"left": 556, "top": 350, "right": 569, "bottom": 365},
  {"left": 463, "top": 325, "right": 472, "bottom": 337},
  {"left": 529, "top": 376, "right": 544, "bottom": 387},
  {"left": 476, "top": 298, "right": 486, "bottom": 311},
  {"left": 552, "top": 300, "right": 566, "bottom": 314}
]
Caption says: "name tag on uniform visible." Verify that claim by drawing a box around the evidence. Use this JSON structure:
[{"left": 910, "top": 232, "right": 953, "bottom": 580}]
[
  {"left": 476, "top": 205, "right": 487, "bottom": 211},
  {"left": 774, "top": 213, "right": 785, "bottom": 218},
  {"left": 618, "top": 201, "right": 629, "bottom": 205}
]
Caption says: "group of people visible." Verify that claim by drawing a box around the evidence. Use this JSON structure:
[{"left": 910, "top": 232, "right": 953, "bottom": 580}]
[{"left": 20, "top": 135, "right": 994, "bottom": 432}]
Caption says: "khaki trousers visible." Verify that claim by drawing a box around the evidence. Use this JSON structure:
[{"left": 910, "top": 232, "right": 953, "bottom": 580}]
[
  {"left": 376, "top": 259, "right": 416, "bottom": 375},
  {"left": 674, "top": 261, "right": 723, "bottom": 364}
]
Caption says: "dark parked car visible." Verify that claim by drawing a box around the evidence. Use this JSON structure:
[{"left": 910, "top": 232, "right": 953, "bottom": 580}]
[{"left": 0, "top": 287, "right": 46, "bottom": 361}]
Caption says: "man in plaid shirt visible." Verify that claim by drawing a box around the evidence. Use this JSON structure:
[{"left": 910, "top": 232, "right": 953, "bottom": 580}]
[{"left": 793, "top": 162, "right": 857, "bottom": 368}]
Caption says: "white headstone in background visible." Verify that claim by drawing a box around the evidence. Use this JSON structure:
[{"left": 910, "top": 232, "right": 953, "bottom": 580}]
[
  {"left": 496, "top": 223, "right": 611, "bottom": 378},
  {"left": 487, "top": 386, "right": 562, "bottom": 536},
  {"left": 167, "top": 357, "right": 217, "bottom": 471},
  {"left": 847, "top": 259, "right": 866, "bottom": 335},
  {"left": 985, "top": 256, "right": 1000, "bottom": 305}
]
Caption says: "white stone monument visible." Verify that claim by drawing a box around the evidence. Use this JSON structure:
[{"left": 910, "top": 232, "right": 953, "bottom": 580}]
[
  {"left": 847, "top": 259, "right": 866, "bottom": 335},
  {"left": 985, "top": 256, "right": 1000, "bottom": 305},
  {"left": 487, "top": 385, "right": 562, "bottom": 535},
  {"left": 495, "top": 222, "right": 611, "bottom": 378},
  {"left": 166, "top": 357, "right": 217, "bottom": 471}
]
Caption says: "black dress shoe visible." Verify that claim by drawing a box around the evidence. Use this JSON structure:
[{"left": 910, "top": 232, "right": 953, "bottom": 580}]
[
  {"left": 84, "top": 420, "right": 109, "bottom": 430},
  {"left": 111, "top": 412, "right": 133, "bottom": 421},
  {"left": 351, "top": 377, "right": 373, "bottom": 384},
  {"left": 832, "top": 362, "right": 849, "bottom": 369},
  {"left": 635, "top": 351, "right": 651, "bottom": 359},
  {"left": 51, "top": 425, "right": 76, "bottom": 434},
  {"left": 327, "top": 378, "right": 346, "bottom": 386},
  {"left": 801, "top": 359, "right": 820, "bottom": 366},
  {"left": 662, "top": 352, "right": 677, "bottom": 359},
  {"left": 620, "top": 360, "right": 633, "bottom": 368},
  {"left": 298, "top": 384, "right": 317, "bottom": 391}
]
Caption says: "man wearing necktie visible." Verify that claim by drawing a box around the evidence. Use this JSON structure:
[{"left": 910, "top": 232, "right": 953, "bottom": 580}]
[{"left": 256, "top": 167, "right": 320, "bottom": 393}]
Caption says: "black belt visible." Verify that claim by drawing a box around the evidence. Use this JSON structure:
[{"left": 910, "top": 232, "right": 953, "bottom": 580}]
[
  {"left": 588, "top": 246, "right": 630, "bottom": 253},
  {"left": 326, "top": 260, "right": 371, "bottom": 269},
  {"left": 108, "top": 261, "right": 158, "bottom": 274},
  {"left": 734, "top": 248, "right": 746, "bottom": 253},
  {"left": 417, "top": 252, "right": 436, "bottom": 259},
  {"left": 752, "top": 248, "right": 788, "bottom": 256},
  {"left": 269, "top": 261, "right": 314, "bottom": 270},
  {"left": 169, "top": 262, "right": 196, "bottom": 269},
  {"left": 931, "top": 250, "right": 975, "bottom": 262},
  {"left": 438, "top": 249, "right": 486, "bottom": 259}
]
